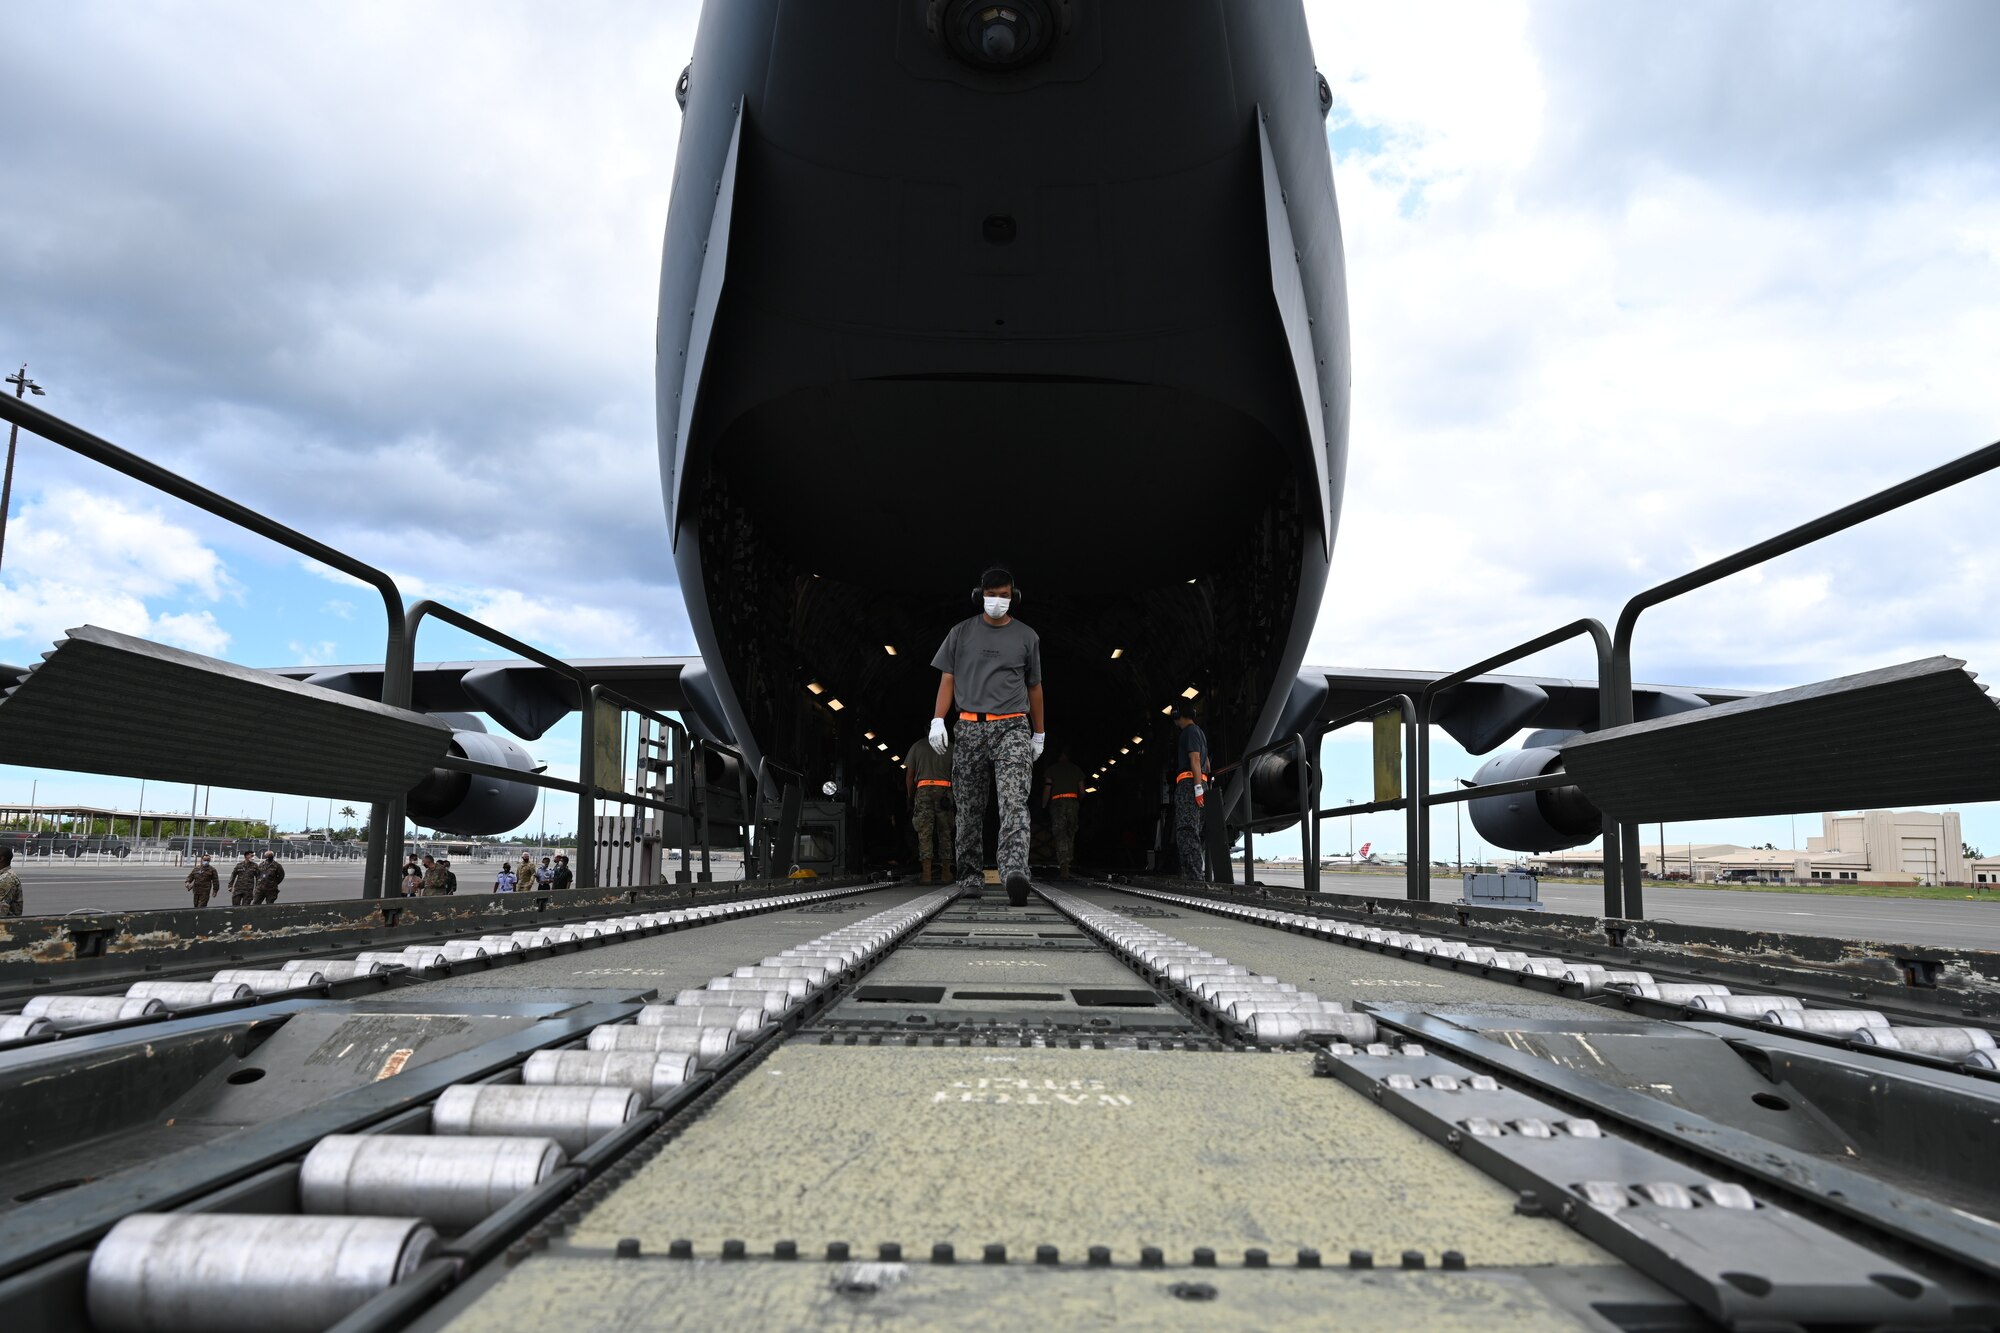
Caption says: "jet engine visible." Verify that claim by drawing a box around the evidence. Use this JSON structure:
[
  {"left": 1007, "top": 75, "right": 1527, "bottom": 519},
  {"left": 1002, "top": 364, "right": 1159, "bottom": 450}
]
[
  {"left": 406, "top": 726, "right": 542, "bottom": 837},
  {"left": 1465, "top": 746, "right": 1600, "bottom": 853}
]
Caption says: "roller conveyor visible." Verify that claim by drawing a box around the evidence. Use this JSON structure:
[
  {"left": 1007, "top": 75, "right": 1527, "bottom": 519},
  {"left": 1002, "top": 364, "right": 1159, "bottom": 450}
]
[{"left": 1, "top": 879, "right": 1995, "bottom": 1331}]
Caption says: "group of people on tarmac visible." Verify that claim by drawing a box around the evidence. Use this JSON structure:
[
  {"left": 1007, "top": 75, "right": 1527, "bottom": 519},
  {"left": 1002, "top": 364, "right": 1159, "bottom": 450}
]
[
  {"left": 396, "top": 852, "right": 572, "bottom": 897},
  {"left": 910, "top": 566, "right": 1212, "bottom": 903},
  {"left": 182, "top": 850, "right": 287, "bottom": 907}
]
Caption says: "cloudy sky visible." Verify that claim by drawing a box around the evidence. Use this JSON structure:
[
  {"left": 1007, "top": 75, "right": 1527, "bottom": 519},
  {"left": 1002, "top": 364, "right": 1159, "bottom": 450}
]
[{"left": 1, "top": 2, "right": 1996, "bottom": 856}]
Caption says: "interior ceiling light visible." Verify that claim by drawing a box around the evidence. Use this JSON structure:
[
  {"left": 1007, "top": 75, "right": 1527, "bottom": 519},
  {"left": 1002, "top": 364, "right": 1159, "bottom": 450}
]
[
  {"left": 876, "top": 742, "right": 888, "bottom": 751},
  {"left": 1120, "top": 748, "right": 1129, "bottom": 755},
  {"left": 1161, "top": 704, "right": 1174, "bottom": 715},
  {"left": 827, "top": 698, "right": 844, "bottom": 711},
  {"left": 1109, "top": 647, "right": 1124, "bottom": 659},
  {"left": 1108, "top": 758, "right": 1117, "bottom": 766},
  {"left": 1084, "top": 786, "right": 1097, "bottom": 793},
  {"left": 891, "top": 755, "right": 901, "bottom": 762},
  {"left": 863, "top": 731, "right": 877, "bottom": 741},
  {"left": 1131, "top": 735, "right": 1143, "bottom": 744},
  {"left": 883, "top": 644, "right": 897, "bottom": 655},
  {"left": 1181, "top": 686, "right": 1200, "bottom": 699},
  {"left": 806, "top": 682, "right": 825, "bottom": 695},
  {"left": 1186, "top": 579, "right": 1197, "bottom": 585}
]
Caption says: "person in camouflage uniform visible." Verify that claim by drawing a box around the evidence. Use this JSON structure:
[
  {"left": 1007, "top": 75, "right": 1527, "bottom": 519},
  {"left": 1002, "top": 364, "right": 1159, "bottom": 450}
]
[
  {"left": 227, "top": 852, "right": 259, "bottom": 907},
  {"left": 0, "top": 848, "right": 22, "bottom": 917},
  {"left": 1172, "top": 702, "right": 1209, "bottom": 881},
  {"left": 252, "top": 851, "right": 286, "bottom": 904},
  {"left": 184, "top": 854, "right": 220, "bottom": 908},
  {"left": 906, "top": 729, "right": 956, "bottom": 884},
  {"left": 420, "top": 855, "right": 447, "bottom": 896},
  {"left": 929, "top": 568, "right": 1046, "bottom": 907},
  {"left": 1040, "top": 750, "right": 1086, "bottom": 879}
]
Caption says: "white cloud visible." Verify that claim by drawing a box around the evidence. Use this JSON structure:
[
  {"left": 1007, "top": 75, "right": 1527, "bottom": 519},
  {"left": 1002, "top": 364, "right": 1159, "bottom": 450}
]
[
  {"left": 1300, "top": 2, "right": 2000, "bottom": 692},
  {"left": 0, "top": 487, "right": 235, "bottom": 656},
  {"left": 286, "top": 638, "right": 339, "bottom": 666}
]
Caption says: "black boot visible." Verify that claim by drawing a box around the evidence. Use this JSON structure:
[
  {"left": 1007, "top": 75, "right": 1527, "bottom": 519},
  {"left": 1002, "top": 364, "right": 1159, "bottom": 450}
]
[{"left": 1004, "top": 872, "right": 1031, "bottom": 907}]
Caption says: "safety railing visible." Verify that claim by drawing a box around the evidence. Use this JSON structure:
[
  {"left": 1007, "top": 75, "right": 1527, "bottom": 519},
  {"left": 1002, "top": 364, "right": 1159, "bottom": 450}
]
[
  {"left": 1604, "top": 437, "right": 2000, "bottom": 915},
  {"left": 1296, "top": 695, "right": 1420, "bottom": 900},
  {"left": 1214, "top": 436, "right": 2000, "bottom": 923},
  {"left": 0, "top": 399, "right": 812, "bottom": 903},
  {"left": 0, "top": 395, "right": 411, "bottom": 899}
]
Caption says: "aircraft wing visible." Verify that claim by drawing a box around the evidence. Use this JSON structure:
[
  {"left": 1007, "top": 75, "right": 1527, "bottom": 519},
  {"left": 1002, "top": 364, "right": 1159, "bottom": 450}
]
[
  {"left": 1286, "top": 666, "right": 1757, "bottom": 755},
  {"left": 265, "top": 655, "right": 727, "bottom": 744}
]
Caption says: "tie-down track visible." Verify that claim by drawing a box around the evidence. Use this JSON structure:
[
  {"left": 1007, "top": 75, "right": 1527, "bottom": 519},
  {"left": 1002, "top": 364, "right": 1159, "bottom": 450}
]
[{"left": 2, "top": 879, "right": 1997, "bottom": 1330}]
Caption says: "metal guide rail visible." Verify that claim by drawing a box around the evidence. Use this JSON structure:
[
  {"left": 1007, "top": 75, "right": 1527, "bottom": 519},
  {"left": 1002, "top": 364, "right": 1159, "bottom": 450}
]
[
  {"left": 0, "top": 878, "right": 873, "bottom": 1053},
  {"left": 1114, "top": 883, "right": 2000, "bottom": 1080},
  {"left": 0, "top": 888, "right": 963, "bottom": 1331}
]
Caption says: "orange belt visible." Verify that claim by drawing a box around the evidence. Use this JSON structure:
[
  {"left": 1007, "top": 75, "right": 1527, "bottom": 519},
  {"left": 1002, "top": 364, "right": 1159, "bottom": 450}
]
[
  {"left": 917, "top": 779, "right": 952, "bottom": 788},
  {"left": 959, "top": 711, "right": 1026, "bottom": 722},
  {"left": 1176, "top": 771, "right": 1202, "bottom": 782},
  {"left": 1051, "top": 792, "right": 1078, "bottom": 800}
]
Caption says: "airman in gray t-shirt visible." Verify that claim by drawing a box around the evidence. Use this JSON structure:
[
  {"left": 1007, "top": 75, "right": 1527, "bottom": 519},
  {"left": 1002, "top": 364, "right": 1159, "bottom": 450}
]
[{"left": 930, "top": 616, "right": 1042, "bottom": 716}]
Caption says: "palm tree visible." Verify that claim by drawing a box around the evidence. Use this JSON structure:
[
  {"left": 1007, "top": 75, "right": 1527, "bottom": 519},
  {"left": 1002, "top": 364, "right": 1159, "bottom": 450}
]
[{"left": 339, "top": 806, "right": 357, "bottom": 825}]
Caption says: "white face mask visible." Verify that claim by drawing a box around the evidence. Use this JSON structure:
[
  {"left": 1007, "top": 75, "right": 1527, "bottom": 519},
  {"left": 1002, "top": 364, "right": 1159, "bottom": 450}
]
[{"left": 983, "top": 595, "right": 1011, "bottom": 619}]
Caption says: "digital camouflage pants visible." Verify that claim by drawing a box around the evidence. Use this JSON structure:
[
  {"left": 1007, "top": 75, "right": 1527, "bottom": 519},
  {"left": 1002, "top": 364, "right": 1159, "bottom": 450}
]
[
  {"left": 1050, "top": 798, "right": 1079, "bottom": 869},
  {"left": 953, "top": 717, "right": 1032, "bottom": 885},
  {"left": 912, "top": 785, "right": 956, "bottom": 865},
  {"left": 1175, "top": 778, "right": 1206, "bottom": 880}
]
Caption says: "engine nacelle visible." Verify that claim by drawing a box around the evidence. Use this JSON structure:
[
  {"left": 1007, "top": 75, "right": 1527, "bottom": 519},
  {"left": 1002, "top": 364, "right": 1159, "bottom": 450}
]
[
  {"left": 406, "top": 730, "right": 541, "bottom": 836},
  {"left": 1466, "top": 747, "right": 1600, "bottom": 853}
]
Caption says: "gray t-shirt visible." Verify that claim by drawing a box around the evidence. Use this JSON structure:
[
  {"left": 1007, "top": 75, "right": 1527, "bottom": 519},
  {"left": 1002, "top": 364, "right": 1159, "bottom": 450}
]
[{"left": 932, "top": 616, "right": 1043, "bottom": 716}]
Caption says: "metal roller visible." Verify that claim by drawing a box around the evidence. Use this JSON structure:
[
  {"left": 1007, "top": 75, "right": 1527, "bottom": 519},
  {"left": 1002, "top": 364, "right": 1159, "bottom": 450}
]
[
  {"left": 0, "top": 1014, "right": 50, "bottom": 1040},
  {"left": 586, "top": 1023, "right": 736, "bottom": 1066},
  {"left": 764, "top": 953, "right": 852, "bottom": 972},
  {"left": 475, "top": 936, "right": 524, "bottom": 952},
  {"left": 352, "top": 951, "right": 414, "bottom": 969},
  {"left": 1165, "top": 962, "right": 1239, "bottom": 983},
  {"left": 522, "top": 1048, "right": 697, "bottom": 1099},
  {"left": 1565, "top": 969, "right": 1655, "bottom": 995},
  {"left": 125, "top": 981, "right": 252, "bottom": 1006},
  {"left": 732, "top": 963, "right": 830, "bottom": 986},
  {"left": 282, "top": 958, "right": 389, "bottom": 980},
  {"left": 1766, "top": 1008, "right": 1889, "bottom": 1034},
  {"left": 1853, "top": 1026, "right": 1996, "bottom": 1058},
  {"left": 210, "top": 968, "right": 326, "bottom": 993},
  {"left": 1226, "top": 997, "right": 1345, "bottom": 1022},
  {"left": 509, "top": 930, "right": 556, "bottom": 948},
  {"left": 671, "top": 987, "right": 792, "bottom": 1013},
  {"left": 1687, "top": 994, "right": 1803, "bottom": 1016},
  {"left": 397, "top": 947, "right": 450, "bottom": 968},
  {"left": 1619, "top": 983, "right": 1732, "bottom": 1003},
  {"left": 21, "top": 995, "right": 164, "bottom": 1027},
  {"left": 704, "top": 975, "right": 811, "bottom": 999},
  {"left": 299, "top": 1133, "right": 565, "bottom": 1230},
  {"left": 1247, "top": 1010, "right": 1378, "bottom": 1045},
  {"left": 432, "top": 1083, "right": 643, "bottom": 1154},
  {"left": 639, "top": 1003, "right": 769, "bottom": 1032},
  {"left": 86, "top": 1212, "right": 438, "bottom": 1333},
  {"left": 436, "top": 942, "right": 489, "bottom": 961}
]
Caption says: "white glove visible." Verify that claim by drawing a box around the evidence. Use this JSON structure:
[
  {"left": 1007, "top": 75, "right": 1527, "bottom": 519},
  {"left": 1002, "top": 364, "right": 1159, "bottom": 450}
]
[
  {"left": 928, "top": 718, "right": 949, "bottom": 754},
  {"left": 1031, "top": 732, "right": 1046, "bottom": 760},
  {"left": 1194, "top": 781, "right": 1206, "bottom": 799}
]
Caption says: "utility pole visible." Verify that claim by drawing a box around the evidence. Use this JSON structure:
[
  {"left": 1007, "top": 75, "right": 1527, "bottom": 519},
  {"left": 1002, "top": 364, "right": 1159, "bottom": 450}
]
[{"left": 0, "top": 364, "right": 45, "bottom": 576}]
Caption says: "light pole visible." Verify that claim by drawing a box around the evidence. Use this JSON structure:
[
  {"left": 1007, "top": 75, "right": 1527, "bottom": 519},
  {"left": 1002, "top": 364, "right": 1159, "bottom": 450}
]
[
  {"left": 1, "top": 365, "right": 45, "bottom": 576},
  {"left": 1346, "top": 797, "right": 1355, "bottom": 856}
]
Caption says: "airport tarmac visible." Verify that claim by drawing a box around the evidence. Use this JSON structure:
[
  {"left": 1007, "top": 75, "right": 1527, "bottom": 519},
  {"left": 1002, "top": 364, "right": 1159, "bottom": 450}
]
[
  {"left": 2, "top": 858, "right": 747, "bottom": 916},
  {"left": 9, "top": 859, "right": 1996, "bottom": 950},
  {"left": 1241, "top": 870, "right": 2000, "bottom": 952}
]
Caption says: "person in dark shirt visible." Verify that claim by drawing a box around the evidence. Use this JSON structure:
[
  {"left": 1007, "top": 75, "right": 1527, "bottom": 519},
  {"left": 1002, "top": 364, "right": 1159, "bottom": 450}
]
[
  {"left": 1173, "top": 703, "right": 1209, "bottom": 880},
  {"left": 550, "top": 855, "right": 574, "bottom": 891}
]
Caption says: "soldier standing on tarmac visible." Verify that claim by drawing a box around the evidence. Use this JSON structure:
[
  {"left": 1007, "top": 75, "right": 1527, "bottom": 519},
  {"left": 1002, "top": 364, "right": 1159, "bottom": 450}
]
[
  {"left": 906, "top": 725, "right": 956, "bottom": 884},
  {"left": 0, "top": 848, "right": 22, "bottom": 917},
  {"left": 1172, "top": 702, "right": 1209, "bottom": 880},
  {"left": 928, "top": 566, "right": 1045, "bottom": 907},
  {"left": 227, "top": 852, "right": 259, "bottom": 907},
  {"left": 184, "top": 854, "right": 220, "bottom": 908},
  {"left": 1040, "top": 750, "right": 1086, "bottom": 880},
  {"left": 253, "top": 850, "right": 286, "bottom": 904},
  {"left": 421, "top": 854, "right": 447, "bottom": 896}
]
